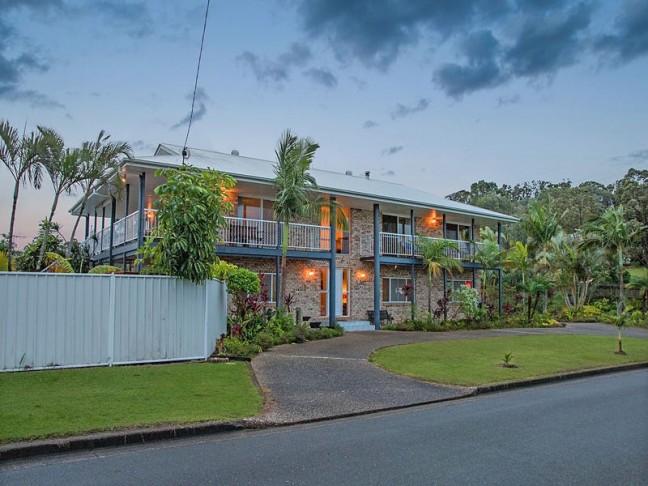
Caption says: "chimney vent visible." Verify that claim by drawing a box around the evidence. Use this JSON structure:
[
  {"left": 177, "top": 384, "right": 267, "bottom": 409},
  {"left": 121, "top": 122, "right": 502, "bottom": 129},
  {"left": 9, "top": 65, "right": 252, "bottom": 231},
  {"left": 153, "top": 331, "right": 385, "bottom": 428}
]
[
  {"left": 364, "top": 170, "right": 370, "bottom": 179},
  {"left": 345, "top": 170, "right": 353, "bottom": 176},
  {"left": 231, "top": 150, "right": 239, "bottom": 156}
]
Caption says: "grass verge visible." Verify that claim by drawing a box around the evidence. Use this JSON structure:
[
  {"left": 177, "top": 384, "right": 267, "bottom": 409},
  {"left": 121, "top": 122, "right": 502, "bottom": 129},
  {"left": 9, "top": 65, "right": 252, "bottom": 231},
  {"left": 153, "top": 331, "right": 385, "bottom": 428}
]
[
  {"left": 0, "top": 362, "right": 263, "bottom": 443},
  {"left": 370, "top": 335, "right": 648, "bottom": 387}
]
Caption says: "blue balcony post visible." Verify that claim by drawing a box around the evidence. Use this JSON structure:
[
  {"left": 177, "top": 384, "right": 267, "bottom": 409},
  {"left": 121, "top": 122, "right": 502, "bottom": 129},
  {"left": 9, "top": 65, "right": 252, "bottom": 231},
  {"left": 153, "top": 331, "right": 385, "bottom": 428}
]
[
  {"left": 329, "top": 198, "right": 337, "bottom": 326},
  {"left": 84, "top": 215, "right": 89, "bottom": 240},
  {"left": 442, "top": 213, "right": 447, "bottom": 320},
  {"left": 122, "top": 183, "right": 130, "bottom": 269},
  {"left": 136, "top": 172, "right": 145, "bottom": 272},
  {"left": 373, "top": 204, "right": 381, "bottom": 329},
  {"left": 410, "top": 208, "right": 416, "bottom": 316},
  {"left": 471, "top": 217, "right": 476, "bottom": 288},
  {"left": 108, "top": 196, "right": 116, "bottom": 265},
  {"left": 275, "top": 255, "right": 281, "bottom": 308}
]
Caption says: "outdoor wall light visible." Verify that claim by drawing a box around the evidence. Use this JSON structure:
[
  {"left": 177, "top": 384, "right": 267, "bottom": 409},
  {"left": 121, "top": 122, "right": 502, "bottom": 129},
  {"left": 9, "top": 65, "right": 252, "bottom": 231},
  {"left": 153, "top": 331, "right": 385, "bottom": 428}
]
[{"left": 356, "top": 271, "right": 368, "bottom": 281}]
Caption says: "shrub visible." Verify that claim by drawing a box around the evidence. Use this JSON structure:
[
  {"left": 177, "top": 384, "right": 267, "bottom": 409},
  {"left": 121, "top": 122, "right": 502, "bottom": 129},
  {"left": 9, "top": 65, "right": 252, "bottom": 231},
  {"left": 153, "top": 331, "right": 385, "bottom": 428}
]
[
  {"left": 454, "top": 285, "right": 484, "bottom": 322},
  {"left": 592, "top": 298, "right": 615, "bottom": 313},
  {"left": 227, "top": 268, "right": 261, "bottom": 318},
  {"left": 211, "top": 260, "right": 238, "bottom": 280},
  {"left": 581, "top": 305, "right": 602, "bottom": 319},
  {"left": 221, "top": 336, "right": 262, "bottom": 357},
  {"left": 89, "top": 265, "right": 123, "bottom": 274}
]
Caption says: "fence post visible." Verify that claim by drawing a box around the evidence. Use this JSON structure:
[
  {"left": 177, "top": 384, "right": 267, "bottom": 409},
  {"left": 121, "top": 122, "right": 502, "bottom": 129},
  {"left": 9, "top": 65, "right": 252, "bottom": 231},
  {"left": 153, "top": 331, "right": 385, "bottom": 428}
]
[
  {"left": 107, "top": 273, "right": 116, "bottom": 366},
  {"left": 204, "top": 281, "right": 211, "bottom": 359}
]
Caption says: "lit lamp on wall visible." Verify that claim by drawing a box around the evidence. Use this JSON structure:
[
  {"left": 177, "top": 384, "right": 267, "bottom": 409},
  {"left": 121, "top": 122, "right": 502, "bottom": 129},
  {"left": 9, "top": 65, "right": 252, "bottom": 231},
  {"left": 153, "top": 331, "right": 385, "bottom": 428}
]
[
  {"left": 356, "top": 270, "right": 368, "bottom": 282},
  {"left": 304, "top": 268, "right": 317, "bottom": 281},
  {"left": 426, "top": 210, "right": 440, "bottom": 228}
]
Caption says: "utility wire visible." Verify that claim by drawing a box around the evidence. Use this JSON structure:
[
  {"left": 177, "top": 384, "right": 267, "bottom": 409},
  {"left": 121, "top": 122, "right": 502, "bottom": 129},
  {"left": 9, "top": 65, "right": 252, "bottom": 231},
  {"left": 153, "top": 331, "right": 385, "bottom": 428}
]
[{"left": 183, "top": 0, "right": 211, "bottom": 163}]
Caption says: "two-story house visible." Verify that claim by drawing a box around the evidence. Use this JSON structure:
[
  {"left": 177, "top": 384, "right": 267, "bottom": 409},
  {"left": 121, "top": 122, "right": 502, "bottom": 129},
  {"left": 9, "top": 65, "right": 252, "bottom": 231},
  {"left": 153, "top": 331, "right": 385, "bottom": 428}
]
[{"left": 70, "top": 144, "right": 517, "bottom": 331}]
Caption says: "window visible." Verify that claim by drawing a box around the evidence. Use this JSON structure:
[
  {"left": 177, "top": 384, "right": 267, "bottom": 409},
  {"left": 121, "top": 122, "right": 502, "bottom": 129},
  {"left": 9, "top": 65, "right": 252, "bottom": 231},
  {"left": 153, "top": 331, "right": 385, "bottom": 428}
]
[
  {"left": 319, "top": 268, "right": 328, "bottom": 316},
  {"left": 258, "top": 273, "right": 276, "bottom": 303},
  {"left": 382, "top": 215, "right": 411, "bottom": 235},
  {"left": 382, "top": 277, "right": 412, "bottom": 303},
  {"left": 445, "top": 223, "right": 470, "bottom": 241},
  {"left": 239, "top": 197, "right": 274, "bottom": 221}
]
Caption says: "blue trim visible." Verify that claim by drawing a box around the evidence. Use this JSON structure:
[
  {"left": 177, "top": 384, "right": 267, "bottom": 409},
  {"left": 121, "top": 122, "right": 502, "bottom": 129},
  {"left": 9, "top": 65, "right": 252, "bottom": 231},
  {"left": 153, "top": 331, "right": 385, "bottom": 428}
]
[{"left": 216, "top": 245, "right": 332, "bottom": 261}]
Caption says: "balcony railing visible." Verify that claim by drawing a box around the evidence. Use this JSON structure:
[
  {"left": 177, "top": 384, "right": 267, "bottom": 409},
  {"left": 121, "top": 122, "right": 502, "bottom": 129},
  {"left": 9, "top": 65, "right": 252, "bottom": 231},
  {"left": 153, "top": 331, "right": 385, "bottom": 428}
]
[
  {"left": 360, "top": 232, "right": 486, "bottom": 260},
  {"left": 219, "top": 217, "right": 331, "bottom": 252},
  {"left": 82, "top": 209, "right": 158, "bottom": 256},
  {"left": 83, "top": 214, "right": 332, "bottom": 257}
]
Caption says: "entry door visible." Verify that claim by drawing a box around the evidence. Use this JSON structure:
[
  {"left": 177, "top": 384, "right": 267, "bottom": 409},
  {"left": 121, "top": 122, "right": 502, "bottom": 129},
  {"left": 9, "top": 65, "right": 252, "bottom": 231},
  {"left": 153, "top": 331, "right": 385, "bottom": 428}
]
[{"left": 335, "top": 268, "right": 349, "bottom": 317}]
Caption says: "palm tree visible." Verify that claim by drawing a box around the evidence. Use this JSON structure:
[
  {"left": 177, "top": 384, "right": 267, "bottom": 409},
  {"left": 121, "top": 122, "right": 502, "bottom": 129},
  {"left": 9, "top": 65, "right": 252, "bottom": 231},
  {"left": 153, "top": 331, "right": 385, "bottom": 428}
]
[
  {"left": 581, "top": 206, "right": 639, "bottom": 316},
  {"left": 521, "top": 202, "right": 562, "bottom": 311},
  {"left": 473, "top": 239, "right": 503, "bottom": 307},
  {"left": 416, "top": 236, "right": 463, "bottom": 318},
  {"left": 505, "top": 241, "right": 531, "bottom": 299},
  {"left": 36, "top": 128, "right": 87, "bottom": 269},
  {"left": 0, "top": 120, "right": 45, "bottom": 271},
  {"left": 627, "top": 272, "right": 648, "bottom": 314},
  {"left": 67, "top": 130, "right": 132, "bottom": 255},
  {"left": 272, "top": 130, "right": 320, "bottom": 307}
]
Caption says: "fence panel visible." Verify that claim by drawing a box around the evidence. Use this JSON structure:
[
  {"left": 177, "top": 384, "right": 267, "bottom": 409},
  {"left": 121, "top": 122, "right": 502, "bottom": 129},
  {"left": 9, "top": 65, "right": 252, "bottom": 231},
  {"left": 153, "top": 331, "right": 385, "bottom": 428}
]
[{"left": 0, "top": 273, "right": 226, "bottom": 372}]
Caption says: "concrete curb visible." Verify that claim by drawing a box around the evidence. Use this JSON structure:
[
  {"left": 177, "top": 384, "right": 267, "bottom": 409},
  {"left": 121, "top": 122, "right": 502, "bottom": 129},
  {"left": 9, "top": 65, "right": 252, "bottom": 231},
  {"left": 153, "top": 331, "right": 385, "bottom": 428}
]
[{"left": 2, "top": 362, "right": 646, "bottom": 462}]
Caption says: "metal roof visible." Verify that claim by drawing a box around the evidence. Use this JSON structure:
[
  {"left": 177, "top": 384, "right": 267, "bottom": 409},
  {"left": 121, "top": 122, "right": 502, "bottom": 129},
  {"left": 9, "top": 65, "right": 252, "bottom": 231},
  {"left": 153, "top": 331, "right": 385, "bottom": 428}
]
[{"left": 124, "top": 143, "right": 519, "bottom": 224}]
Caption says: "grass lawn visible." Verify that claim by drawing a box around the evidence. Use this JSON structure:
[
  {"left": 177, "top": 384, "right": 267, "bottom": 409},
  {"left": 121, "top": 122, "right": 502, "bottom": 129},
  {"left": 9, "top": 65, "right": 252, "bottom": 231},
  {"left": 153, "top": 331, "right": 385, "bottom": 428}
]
[
  {"left": 370, "top": 335, "right": 648, "bottom": 387},
  {"left": 0, "top": 361, "right": 263, "bottom": 443},
  {"left": 627, "top": 267, "right": 648, "bottom": 278}
]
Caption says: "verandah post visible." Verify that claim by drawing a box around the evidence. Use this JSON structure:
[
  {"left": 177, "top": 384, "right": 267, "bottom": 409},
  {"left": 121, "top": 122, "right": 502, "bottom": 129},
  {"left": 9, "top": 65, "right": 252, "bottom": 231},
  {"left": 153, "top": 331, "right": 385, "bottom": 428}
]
[{"left": 373, "top": 203, "right": 381, "bottom": 329}]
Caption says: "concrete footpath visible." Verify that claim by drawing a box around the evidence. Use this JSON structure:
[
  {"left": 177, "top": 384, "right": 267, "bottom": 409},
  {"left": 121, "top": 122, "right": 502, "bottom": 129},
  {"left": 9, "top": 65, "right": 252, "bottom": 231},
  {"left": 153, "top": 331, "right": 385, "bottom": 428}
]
[{"left": 2, "top": 323, "right": 647, "bottom": 461}]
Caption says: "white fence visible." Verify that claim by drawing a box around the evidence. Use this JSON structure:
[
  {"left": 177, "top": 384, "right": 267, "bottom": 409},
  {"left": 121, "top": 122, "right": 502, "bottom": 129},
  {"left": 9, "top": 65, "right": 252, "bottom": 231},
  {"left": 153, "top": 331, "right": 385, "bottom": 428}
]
[{"left": 0, "top": 273, "right": 227, "bottom": 372}]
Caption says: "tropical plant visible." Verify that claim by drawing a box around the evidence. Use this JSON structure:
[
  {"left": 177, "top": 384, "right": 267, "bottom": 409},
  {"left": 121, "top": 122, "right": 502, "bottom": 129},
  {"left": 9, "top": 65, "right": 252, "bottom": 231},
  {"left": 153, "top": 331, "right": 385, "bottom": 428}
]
[
  {"left": 68, "top": 130, "right": 131, "bottom": 255},
  {"left": 601, "top": 311, "right": 629, "bottom": 355},
  {"left": 272, "top": 129, "right": 320, "bottom": 307},
  {"left": 0, "top": 251, "right": 8, "bottom": 271},
  {"left": 138, "top": 164, "right": 235, "bottom": 283},
  {"left": 552, "top": 234, "right": 604, "bottom": 312},
  {"left": 581, "top": 206, "right": 641, "bottom": 316},
  {"left": 16, "top": 220, "right": 65, "bottom": 272},
  {"left": 521, "top": 274, "right": 552, "bottom": 323},
  {"left": 473, "top": 238, "right": 503, "bottom": 307},
  {"left": 36, "top": 128, "right": 87, "bottom": 269},
  {"left": 627, "top": 272, "right": 648, "bottom": 314},
  {"left": 416, "top": 236, "right": 463, "bottom": 318},
  {"left": 227, "top": 268, "right": 261, "bottom": 319},
  {"left": 211, "top": 259, "right": 238, "bottom": 281},
  {"left": 0, "top": 120, "right": 46, "bottom": 271},
  {"left": 42, "top": 252, "right": 74, "bottom": 273},
  {"left": 454, "top": 284, "right": 482, "bottom": 321}
]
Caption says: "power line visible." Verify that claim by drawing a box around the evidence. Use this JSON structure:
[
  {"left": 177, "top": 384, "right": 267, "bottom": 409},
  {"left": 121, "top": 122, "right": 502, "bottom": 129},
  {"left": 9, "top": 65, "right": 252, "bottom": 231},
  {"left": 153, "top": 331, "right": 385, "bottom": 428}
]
[{"left": 183, "top": 0, "right": 211, "bottom": 163}]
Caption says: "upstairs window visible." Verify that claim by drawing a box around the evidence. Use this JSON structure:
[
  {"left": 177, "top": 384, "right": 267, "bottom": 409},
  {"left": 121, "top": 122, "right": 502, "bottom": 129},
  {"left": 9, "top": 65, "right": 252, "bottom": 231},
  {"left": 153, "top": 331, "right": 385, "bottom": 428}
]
[
  {"left": 239, "top": 197, "right": 274, "bottom": 221},
  {"left": 382, "top": 215, "right": 411, "bottom": 235},
  {"left": 445, "top": 223, "right": 470, "bottom": 241}
]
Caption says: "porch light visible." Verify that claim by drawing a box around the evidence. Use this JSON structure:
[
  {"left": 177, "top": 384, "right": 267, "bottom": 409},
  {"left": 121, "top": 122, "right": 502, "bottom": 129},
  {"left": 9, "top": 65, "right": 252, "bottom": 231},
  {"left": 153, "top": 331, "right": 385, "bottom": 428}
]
[{"left": 356, "top": 270, "right": 368, "bottom": 282}]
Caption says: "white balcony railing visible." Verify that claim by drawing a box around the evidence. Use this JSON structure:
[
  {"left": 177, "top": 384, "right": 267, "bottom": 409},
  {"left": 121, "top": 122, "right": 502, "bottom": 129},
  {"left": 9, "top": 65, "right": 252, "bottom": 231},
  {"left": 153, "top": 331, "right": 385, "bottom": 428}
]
[
  {"left": 83, "top": 213, "right": 333, "bottom": 256},
  {"left": 360, "top": 232, "right": 486, "bottom": 260},
  {"left": 219, "top": 216, "right": 331, "bottom": 252}
]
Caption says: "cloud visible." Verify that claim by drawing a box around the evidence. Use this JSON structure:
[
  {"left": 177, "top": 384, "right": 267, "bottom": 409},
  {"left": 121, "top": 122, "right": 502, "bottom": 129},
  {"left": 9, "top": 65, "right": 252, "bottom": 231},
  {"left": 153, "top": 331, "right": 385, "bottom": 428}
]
[
  {"left": 363, "top": 120, "right": 378, "bottom": 128},
  {"left": 171, "top": 87, "right": 210, "bottom": 130},
  {"left": 237, "top": 43, "right": 312, "bottom": 85},
  {"left": 85, "top": 1, "right": 153, "bottom": 38},
  {"left": 612, "top": 149, "right": 648, "bottom": 167},
  {"left": 496, "top": 94, "right": 520, "bottom": 107},
  {"left": 0, "top": 85, "right": 64, "bottom": 108},
  {"left": 504, "top": 3, "right": 592, "bottom": 78},
  {"left": 130, "top": 139, "right": 155, "bottom": 153},
  {"left": 381, "top": 170, "right": 396, "bottom": 176},
  {"left": 303, "top": 67, "right": 338, "bottom": 88},
  {"left": 594, "top": 0, "right": 648, "bottom": 64},
  {"left": 391, "top": 98, "right": 430, "bottom": 119},
  {"left": 296, "top": 0, "right": 506, "bottom": 70},
  {"left": 381, "top": 145, "right": 403, "bottom": 156}
]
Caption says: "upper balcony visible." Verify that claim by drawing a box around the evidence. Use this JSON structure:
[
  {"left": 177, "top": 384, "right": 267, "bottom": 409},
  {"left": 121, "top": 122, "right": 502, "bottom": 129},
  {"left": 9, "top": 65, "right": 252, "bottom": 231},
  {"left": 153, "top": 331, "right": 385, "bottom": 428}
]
[
  {"left": 360, "top": 232, "right": 485, "bottom": 261},
  {"left": 83, "top": 213, "right": 332, "bottom": 257}
]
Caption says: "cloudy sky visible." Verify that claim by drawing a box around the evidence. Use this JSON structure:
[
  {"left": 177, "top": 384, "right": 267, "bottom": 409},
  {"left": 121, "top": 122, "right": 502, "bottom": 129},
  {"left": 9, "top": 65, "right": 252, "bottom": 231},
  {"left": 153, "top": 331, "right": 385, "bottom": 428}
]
[{"left": 1, "top": 0, "right": 647, "bottom": 245}]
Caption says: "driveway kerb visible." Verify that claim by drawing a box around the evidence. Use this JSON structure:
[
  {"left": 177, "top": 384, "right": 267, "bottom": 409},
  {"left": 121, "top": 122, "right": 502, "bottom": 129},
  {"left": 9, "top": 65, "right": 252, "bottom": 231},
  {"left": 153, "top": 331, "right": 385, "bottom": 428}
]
[{"left": 2, "top": 323, "right": 647, "bottom": 462}]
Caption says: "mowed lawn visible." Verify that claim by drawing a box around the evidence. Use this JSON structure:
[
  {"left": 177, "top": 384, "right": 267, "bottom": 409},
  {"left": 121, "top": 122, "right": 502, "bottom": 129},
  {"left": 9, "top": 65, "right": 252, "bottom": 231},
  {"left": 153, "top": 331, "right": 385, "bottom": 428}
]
[
  {"left": 0, "top": 362, "right": 263, "bottom": 443},
  {"left": 370, "top": 335, "right": 648, "bottom": 387}
]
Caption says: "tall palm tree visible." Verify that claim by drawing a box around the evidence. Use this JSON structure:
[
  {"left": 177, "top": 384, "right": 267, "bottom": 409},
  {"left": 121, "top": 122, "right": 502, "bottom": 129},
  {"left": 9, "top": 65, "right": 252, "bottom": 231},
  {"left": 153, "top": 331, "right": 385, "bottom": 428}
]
[
  {"left": 272, "top": 130, "right": 320, "bottom": 307},
  {"left": 582, "top": 206, "right": 639, "bottom": 316},
  {"left": 67, "top": 130, "right": 132, "bottom": 255},
  {"left": 473, "top": 239, "right": 503, "bottom": 307},
  {"left": 0, "top": 120, "right": 45, "bottom": 271},
  {"left": 416, "top": 236, "right": 463, "bottom": 318},
  {"left": 36, "top": 128, "right": 87, "bottom": 269}
]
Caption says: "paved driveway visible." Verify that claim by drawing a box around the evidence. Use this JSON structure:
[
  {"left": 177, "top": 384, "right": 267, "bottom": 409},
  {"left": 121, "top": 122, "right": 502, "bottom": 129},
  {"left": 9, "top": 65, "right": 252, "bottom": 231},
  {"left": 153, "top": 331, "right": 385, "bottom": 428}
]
[{"left": 249, "top": 323, "right": 648, "bottom": 425}]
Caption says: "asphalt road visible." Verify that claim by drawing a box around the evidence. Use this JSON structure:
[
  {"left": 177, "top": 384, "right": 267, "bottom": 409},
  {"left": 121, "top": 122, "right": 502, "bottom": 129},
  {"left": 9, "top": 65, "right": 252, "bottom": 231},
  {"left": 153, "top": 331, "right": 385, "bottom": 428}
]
[{"left": 2, "top": 370, "right": 647, "bottom": 485}]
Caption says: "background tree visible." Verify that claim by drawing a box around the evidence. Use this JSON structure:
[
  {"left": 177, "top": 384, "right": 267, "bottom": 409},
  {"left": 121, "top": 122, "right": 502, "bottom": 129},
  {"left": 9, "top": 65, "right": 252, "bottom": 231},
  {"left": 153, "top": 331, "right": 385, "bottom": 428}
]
[
  {"left": 416, "top": 237, "right": 463, "bottom": 317},
  {"left": 615, "top": 169, "right": 648, "bottom": 267},
  {"left": 68, "top": 130, "right": 132, "bottom": 253},
  {"left": 16, "top": 220, "right": 65, "bottom": 272},
  {"left": 272, "top": 129, "right": 320, "bottom": 307},
  {"left": 138, "top": 164, "right": 235, "bottom": 284},
  {"left": 627, "top": 272, "right": 648, "bottom": 314},
  {"left": 36, "top": 128, "right": 87, "bottom": 269},
  {"left": 473, "top": 238, "right": 503, "bottom": 308},
  {"left": 0, "top": 120, "right": 45, "bottom": 272}
]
